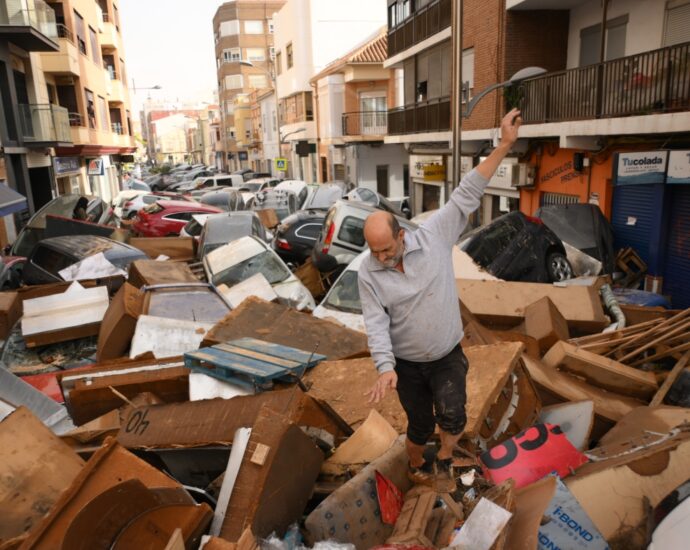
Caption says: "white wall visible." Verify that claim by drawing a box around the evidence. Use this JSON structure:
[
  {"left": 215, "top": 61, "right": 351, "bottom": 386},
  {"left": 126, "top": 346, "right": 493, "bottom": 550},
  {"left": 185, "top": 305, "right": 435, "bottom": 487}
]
[
  {"left": 345, "top": 143, "right": 408, "bottom": 198},
  {"left": 260, "top": 93, "right": 280, "bottom": 169},
  {"left": 567, "top": 0, "right": 667, "bottom": 69},
  {"left": 274, "top": 0, "right": 387, "bottom": 99},
  {"left": 317, "top": 74, "right": 345, "bottom": 139}
]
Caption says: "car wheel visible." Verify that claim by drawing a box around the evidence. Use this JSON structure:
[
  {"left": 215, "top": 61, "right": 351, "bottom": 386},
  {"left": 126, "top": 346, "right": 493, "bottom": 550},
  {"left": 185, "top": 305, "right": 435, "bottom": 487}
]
[{"left": 547, "top": 252, "right": 573, "bottom": 282}]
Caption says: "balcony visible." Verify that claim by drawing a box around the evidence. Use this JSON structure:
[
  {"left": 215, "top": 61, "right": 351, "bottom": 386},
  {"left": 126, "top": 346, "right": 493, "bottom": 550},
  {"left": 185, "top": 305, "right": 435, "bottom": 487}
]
[
  {"left": 18, "top": 104, "right": 72, "bottom": 145},
  {"left": 101, "top": 21, "right": 118, "bottom": 48},
  {"left": 387, "top": 97, "right": 451, "bottom": 135},
  {"left": 0, "top": 0, "right": 59, "bottom": 51},
  {"left": 387, "top": 0, "right": 451, "bottom": 59},
  {"left": 107, "top": 79, "right": 126, "bottom": 103},
  {"left": 521, "top": 42, "right": 690, "bottom": 124},
  {"left": 40, "top": 24, "right": 80, "bottom": 76},
  {"left": 342, "top": 111, "right": 388, "bottom": 140},
  {"left": 111, "top": 122, "right": 124, "bottom": 135}
]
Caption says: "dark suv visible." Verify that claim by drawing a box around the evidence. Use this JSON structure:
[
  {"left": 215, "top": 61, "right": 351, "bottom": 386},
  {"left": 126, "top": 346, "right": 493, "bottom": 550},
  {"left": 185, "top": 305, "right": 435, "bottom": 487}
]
[{"left": 459, "top": 211, "right": 573, "bottom": 282}]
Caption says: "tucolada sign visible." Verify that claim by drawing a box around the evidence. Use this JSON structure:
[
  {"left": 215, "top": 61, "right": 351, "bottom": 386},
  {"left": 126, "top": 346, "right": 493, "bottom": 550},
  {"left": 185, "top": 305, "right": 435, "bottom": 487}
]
[{"left": 615, "top": 151, "right": 667, "bottom": 185}]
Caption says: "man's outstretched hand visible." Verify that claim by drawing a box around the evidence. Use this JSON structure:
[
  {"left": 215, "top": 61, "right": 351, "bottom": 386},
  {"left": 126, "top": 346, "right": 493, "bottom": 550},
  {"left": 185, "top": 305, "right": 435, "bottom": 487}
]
[
  {"left": 366, "top": 371, "right": 398, "bottom": 403},
  {"left": 500, "top": 108, "right": 522, "bottom": 148}
]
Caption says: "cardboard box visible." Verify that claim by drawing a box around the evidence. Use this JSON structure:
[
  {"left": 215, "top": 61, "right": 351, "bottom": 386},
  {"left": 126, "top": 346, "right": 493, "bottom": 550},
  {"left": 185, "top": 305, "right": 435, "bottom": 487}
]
[
  {"left": 129, "top": 237, "right": 196, "bottom": 261},
  {"left": 96, "top": 283, "right": 145, "bottom": 362},
  {"left": 255, "top": 209, "right": 279, "bottom": 229},
  {"left": 0, "top": 291, "right": 20, "bottom": 340},
  {"left": 524, "top": 296, "right": 570, "bottom": 354},
  {"left": 127, "top": 259, "right": 199, "bottom": 289}
]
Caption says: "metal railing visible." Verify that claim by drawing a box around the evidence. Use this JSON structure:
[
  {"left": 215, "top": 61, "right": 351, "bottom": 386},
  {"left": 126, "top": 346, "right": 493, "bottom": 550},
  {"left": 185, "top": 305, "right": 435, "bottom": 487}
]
[
  {"left": 111, "top": 122, "right": 124, "bottom": 134},
  {"left": 521, "top": 41, "right": 690, "bottom": 124},
  {"left": 18, "top": 103, "right": 71, "bottom": 143},
  {"left": 388, "top": 0, "right": 451, "bottom": 58},
  {"left": 388, "top": 97, "right": 451, "bottom": 135},
  {"left": 102, "top": 13, "right": 109, "bottom": 23},
  {"left": 56, "top": 23, "right": 73, "bottom": 43},
  {"left": 0, "top": 0, "right": 58, "bottom": 39},
  {"left": 342, "top": 111, "right": 388, "bottom": 136}
]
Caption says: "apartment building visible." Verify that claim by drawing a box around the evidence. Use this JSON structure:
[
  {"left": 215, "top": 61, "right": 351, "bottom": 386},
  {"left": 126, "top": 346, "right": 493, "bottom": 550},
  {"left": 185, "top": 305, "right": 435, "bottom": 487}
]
[
  {"left": 310, "top": 28, "right": 408, "bottom": 198},
  {"left": 36, "top": 0, "right": 136, "bottom": 204},
  {"left": 241, "top": 87, "right": 278, "bottom": 174},
  {"left": 0, "top": 0, "right": 67, "bottom": 245},
  {"left": 213, "top": 0, "right": 286, "bottom": 173},
  {"left": 273, "top": 0, "right": 388, "bottom": 183}
]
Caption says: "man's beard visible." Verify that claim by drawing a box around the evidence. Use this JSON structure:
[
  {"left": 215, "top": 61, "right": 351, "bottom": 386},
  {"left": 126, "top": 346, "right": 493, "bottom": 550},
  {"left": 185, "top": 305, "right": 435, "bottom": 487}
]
[{"left": 379, "top": 247, "right": 404, "bottom": 269}]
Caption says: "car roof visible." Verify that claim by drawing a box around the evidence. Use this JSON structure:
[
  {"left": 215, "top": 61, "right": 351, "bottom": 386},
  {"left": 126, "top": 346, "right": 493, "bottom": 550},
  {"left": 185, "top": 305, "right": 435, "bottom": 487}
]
[
  {"left": 156, "top": 199, "right": 220, "bottom": 211},
  {"left": 34, "top": 235, "right": 140, "bottom": 258},
  {"left": 205, "top": 235, "right": 267, "bottom": 274},
  {"left": 245, "top": 177, "right": 277, "bottom": 184}
]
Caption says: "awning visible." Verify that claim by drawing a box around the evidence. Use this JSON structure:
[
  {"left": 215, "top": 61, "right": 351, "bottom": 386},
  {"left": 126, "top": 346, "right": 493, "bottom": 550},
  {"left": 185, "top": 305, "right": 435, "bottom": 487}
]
[{"left": 0, "top": 183, "right": 28, "bottom": 217}]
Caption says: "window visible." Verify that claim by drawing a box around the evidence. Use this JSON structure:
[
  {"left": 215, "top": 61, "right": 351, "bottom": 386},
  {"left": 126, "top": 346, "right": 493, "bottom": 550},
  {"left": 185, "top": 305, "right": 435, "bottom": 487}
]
[
  {"left": 269, "top": 46, "right": 276, "bottom": 60},
  {"left": 579, "top": 15, "right": 628, "bottom": 66},
  {"left": 268, "top": 19, "right": 275, "bottom": 33},
  {"left": 223, "top": 48, "right": 241, "bottom": 63},
  {"left": 119, "top": 59, "right": 127, "bottom": 84},
  {"left": 113, "top": 4, "right": 120, "bottom": 30},
  {"left": 225, "top": 101, "right": 234, "bottom": 115},
  {"left": 97, "top": 96, "right": 108, "bottom": 130},
  {"left": 74, "top": 10, "right": 86, "bottom": 55},
  {"left": 244, "top": 20, "right": 263, "bottom": 34},
  {"left": 89, "top": 27, "right": 99, "bottom": 64},
  {"left": 220, "top": 20, "right": 240, "bottom": 37},
  {"left": 225, "top": 74, "right": 244, "bottom": 89},
  {"left": 462, "top": 47, "right": 474, "bottom": 100},
  {"left": 246, "top": 48, "right": 265, "bottom": 62},
  {"left": 276, "top": 51, "right": 282, "bottom": 75},
  {"left": 338, "top": 216, "right": 365, "bottom": 247},
  {"left": 388, "top": 3, "right": 397, "bottom": 28},
  {"left": 286, "top": 43, "right": 293, "bottom": 69},
  {"left": 664, "top": 0, "right": 690, "bottom": 46},
  {"left": 85, "top": 89, "right": 96, "bottom": 129},
  {"left": 248, "top": 75, "right": 268, "bottom": 89}
]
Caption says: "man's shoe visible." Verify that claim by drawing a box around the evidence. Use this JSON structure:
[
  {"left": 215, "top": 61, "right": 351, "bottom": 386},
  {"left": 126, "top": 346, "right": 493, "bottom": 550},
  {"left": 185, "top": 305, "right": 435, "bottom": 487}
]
[
  {"left": 407, "top": 459, "right": 434, "bottom": 486},
  {"left": 434, "top": 457, "right": 456, "bottom": 493}
]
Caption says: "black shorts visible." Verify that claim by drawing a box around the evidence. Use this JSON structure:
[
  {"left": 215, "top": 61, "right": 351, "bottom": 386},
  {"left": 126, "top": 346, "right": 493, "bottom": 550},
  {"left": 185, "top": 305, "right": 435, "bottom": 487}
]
[{"left": 394, "top": 345, "right": 468, "bottom": 446}]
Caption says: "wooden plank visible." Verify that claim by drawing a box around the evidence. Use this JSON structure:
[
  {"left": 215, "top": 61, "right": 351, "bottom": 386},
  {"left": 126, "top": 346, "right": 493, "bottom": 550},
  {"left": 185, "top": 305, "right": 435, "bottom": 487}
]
[
  {"left": 649, "top": 350, "right": 690, "bottom": 407},
  {"left": 618, "top": 317, "right": 690, "bottom": 363},
  {"left": 629, "top": 340, "right": 690, "bottom": 367},
  {"left": 569, "top": 318, "right": 662, "bottom": 345},
  {"left": 214, "top": 344, "right": 302, "bottom": 368},
  {"left": 231, "top": 337, "right": 327, "bottom": 364},
  {"left": 544, "top": 342, "right": 658, "bottom": 400}
]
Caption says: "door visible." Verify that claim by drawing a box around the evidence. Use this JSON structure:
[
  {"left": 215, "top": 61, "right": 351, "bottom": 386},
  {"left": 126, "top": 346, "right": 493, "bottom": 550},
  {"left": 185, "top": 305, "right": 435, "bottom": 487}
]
[
  {"left": 662, "top": 185, "right": 690, "bottom": 308},
  {"left": 376, "top": 165, "right": 389, "bottom": 196},
  {"left": 611, "top": 184, "right": 658, "bottom": 267},
  {"left": 359, "top": 96, "right": 387, "bottom": 135}
]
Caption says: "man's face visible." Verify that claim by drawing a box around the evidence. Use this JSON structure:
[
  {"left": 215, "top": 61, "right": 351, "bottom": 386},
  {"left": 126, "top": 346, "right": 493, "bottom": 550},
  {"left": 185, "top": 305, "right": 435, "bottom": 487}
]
[{"left": 370, "top": 229, "right": 405, "bottom": 268}]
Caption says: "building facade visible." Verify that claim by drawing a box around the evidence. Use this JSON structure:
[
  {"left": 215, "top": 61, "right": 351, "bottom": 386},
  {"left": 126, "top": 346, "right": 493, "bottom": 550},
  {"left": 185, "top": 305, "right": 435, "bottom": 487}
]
[
  {"left": 311, "top": 28, "right": 408, "bottom": 196},
  {"left": 273, "top": 0, "right": 388, "bottom": 183},
  {"left": 213, "top": 0, "right": 286, "bottom": 173}
]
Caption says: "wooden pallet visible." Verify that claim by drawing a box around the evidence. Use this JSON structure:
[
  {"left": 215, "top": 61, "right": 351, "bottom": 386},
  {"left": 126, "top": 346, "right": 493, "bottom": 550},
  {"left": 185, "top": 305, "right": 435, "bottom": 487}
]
[{"left": 184, "top": 337, "right": 326, "bottom": 391}]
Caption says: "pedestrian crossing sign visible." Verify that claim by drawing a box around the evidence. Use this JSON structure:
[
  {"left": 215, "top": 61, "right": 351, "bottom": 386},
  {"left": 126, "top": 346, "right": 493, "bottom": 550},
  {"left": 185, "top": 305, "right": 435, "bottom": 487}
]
[{"left": 275, "top": 158, "right": 288, "bottom": 171}]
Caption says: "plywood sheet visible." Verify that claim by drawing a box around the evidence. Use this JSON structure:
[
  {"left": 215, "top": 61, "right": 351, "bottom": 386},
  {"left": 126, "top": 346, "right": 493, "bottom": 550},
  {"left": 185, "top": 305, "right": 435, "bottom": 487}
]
[
  {"left": 0, "top": 408, "right": 84, "bottom": 543},
  {"left": 598, "top": 405, "right": 690, "bottom": 448},
  {"left": 456, "top": 279, "right": 608, "bottom": 332},
  {"left": 204, "top": 296, "right": 369, "bottom": 360},
  {"left": 522, "top": 354, "right": 641, "bottom": 423},
  {"left": 129, "top": 237, "right": 195, "bottom": 261},
  {"left": 127, "top": 259, "right": 199, "bottom": 288},
  {"left": 503, "top": 476, "right": 557, "bottom": 550}
]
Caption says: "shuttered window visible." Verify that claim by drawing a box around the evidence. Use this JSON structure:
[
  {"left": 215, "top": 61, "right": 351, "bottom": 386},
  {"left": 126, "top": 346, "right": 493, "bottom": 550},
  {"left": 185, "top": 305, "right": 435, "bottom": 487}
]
[{"left": 664, "top": 0, "right": 690, "bottom": 47}]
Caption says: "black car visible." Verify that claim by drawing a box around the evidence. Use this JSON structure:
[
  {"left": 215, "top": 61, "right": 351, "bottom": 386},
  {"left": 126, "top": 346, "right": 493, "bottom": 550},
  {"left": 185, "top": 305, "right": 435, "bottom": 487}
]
[
  {"left": 23, "top": 235, "right": 148, "bottom": 285},
  {"left": 272, "top": 209, "right": 327, "bottom": 265},
  {"left": 459, "top": 211, "right": 573, "bottom": 283}
]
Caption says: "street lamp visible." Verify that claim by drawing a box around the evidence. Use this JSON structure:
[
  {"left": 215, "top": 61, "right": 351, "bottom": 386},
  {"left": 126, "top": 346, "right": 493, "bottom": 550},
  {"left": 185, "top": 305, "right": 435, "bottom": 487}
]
[
  {"left": 129, "top": 80, "right": 162, "bottom": 94},
  {"left": 462, "top": 66, "right": 546, "bottom": 118},
  {"left": 280, "top": 127, "right": 305, "bottom": 144}
]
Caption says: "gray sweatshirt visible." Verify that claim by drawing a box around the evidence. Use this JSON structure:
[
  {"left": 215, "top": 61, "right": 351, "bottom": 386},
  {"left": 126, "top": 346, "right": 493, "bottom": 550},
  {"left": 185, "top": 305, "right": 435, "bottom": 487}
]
[{"left": 358, "top": 168, "right": 489, "bottom": 374}]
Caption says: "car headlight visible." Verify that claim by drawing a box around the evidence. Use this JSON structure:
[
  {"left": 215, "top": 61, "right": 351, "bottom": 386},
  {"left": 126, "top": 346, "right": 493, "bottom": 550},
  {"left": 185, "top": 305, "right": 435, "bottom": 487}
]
[{"left": 289, "top": 288, "right": 312, "bottom": 311}]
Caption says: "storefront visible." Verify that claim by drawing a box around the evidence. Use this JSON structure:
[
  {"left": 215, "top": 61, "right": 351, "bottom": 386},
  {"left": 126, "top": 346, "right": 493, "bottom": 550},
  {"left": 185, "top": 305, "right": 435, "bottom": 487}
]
[
  {"left": 54, "top": 157, "right": 83, "bottom": 196},
  {"left": 612, "top": 150, "right": 690, "bottom": 308},
  {"left": 409, "top": 154, "right": 447, "bottom": 214},
  {"left": 480, "top": 158, "right": 520, "bottom": 225},
  {"left": 86, "top": 156, "right": 119, "bottom": 204}
]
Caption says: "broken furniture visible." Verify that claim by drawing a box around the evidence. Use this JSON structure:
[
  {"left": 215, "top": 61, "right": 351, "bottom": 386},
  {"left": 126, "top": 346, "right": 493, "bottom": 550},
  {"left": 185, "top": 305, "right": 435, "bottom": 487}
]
[{"left": 185, "top": 337, "right": 326, "bottom": 391}]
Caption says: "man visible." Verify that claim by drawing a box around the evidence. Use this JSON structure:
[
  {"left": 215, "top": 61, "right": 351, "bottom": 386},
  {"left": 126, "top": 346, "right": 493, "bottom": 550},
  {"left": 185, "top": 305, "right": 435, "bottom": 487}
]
[{"left": 358, "top": 108, "right": 522, "bottom": 489}]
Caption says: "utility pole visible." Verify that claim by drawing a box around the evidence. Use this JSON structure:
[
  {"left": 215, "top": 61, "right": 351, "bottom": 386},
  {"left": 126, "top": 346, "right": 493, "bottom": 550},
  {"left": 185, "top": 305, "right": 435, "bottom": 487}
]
[{"left": 450, "top": 0, "right": 463, "bottom": 201}]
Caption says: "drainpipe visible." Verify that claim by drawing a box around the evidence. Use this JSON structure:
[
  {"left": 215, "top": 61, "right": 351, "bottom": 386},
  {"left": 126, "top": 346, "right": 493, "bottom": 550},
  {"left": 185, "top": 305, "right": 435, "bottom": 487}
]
[{"left": 310, "top": 80, "right": 320, "bottom": 182}]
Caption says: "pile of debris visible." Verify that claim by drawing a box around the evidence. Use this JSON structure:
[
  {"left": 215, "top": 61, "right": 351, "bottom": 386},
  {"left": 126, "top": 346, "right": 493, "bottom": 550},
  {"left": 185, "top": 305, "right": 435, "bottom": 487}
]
[{"left": 1, "top": 260, "right": 689, "bottom": 550}]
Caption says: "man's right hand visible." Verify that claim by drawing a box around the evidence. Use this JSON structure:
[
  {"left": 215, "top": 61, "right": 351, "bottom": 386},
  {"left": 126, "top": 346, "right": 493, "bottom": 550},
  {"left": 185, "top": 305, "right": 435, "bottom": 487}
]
[{"left": 366, "top": 371, "right": 398, "bottom": 404}]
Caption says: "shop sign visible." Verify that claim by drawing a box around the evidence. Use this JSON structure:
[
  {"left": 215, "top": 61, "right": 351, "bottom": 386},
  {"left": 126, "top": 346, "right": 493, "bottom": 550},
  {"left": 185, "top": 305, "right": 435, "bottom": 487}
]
[
  {"left": 410, "top": 155, "right": 444, "bottom": 180},
  {"left": 484, "top": 158, "right": 517, "bottom": 189},
  {"left": 615, "top": 151, "right": 667, "bottom": 185},
  {"left": 540, "top": 160, "right": 579, "bottom": 185},
  {"left": 87, "top": 158, "right": 104, "bottom": 176},
  {"left": 54, "top": 157, "right": 81, "bottom": 176},
  {"left": 667, "top": 150, "right": 690, "bottom": 184},
  {"left": 423, "top": 164, "right": 446, "bottom": 182}
]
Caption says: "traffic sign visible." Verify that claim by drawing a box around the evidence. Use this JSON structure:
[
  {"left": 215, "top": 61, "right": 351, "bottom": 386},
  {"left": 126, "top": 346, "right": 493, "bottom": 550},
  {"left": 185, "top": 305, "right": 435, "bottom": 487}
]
[{"left": 275, "top": 158, "right": 288, "bottom": 171}]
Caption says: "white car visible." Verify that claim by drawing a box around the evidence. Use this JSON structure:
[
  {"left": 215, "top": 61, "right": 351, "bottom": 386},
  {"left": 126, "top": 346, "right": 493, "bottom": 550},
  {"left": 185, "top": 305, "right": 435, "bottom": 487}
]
[
  {"left": 203, "top": 235, "right": 315, "bottom": 310},
  {"left": 313, "top": 250, "right": 368, "bottom": 333},
  {"left": 112, "top": 190, "right": 147, "bottom": 219},
  {"left": 275, "top": 180, "right": 310, "bottom": 209},
  {"left": 121, "top": 193, "right": 180, "bottom": 220}
]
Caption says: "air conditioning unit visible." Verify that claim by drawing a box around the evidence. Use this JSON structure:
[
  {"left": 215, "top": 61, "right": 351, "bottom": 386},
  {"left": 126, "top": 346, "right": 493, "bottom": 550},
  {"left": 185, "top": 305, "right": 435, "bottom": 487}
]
[{"left": 513, "top": 163, "right": 536, "bottom": 188}]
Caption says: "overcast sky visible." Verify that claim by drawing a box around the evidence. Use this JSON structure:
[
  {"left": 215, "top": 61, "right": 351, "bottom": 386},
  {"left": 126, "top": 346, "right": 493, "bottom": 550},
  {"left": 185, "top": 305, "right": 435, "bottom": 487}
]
[{"left": 120, "top": 0, "right": 222, "bottom": 111}]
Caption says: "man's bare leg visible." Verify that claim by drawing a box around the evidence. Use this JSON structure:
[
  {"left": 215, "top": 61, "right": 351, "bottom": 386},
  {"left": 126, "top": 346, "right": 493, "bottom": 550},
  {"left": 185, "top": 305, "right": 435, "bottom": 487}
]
[{"left": 406, "top": 437, "right": 426, "bottom": 468}]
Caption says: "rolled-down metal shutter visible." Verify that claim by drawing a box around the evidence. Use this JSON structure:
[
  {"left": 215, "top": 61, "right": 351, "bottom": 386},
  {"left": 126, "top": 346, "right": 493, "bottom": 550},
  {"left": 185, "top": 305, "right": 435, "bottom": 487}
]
[
  {"left": 540, "top": 193, "right": 580, "bottom": 206},
  {"left": 611, "top": 184, "right": 657, "bottom": 266},
  {"left": 663, "top": 186, "right": 690, "bottom": 308}
]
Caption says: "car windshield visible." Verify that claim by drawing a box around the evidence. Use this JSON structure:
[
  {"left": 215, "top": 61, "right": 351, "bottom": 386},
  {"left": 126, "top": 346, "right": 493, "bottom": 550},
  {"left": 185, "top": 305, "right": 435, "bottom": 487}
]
[
  {"left": 323, "top": 270, "right": 361, "bottom": 314},
  {"left": 212, "top": 250, "right": 290, "bottom": 286},
  {"left": 240, "top": 183, "right": 262, "bottom": 193}
]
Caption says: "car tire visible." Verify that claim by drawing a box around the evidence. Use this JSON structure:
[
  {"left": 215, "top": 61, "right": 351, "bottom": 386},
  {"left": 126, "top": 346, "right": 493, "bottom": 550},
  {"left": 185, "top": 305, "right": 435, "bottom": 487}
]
[{"left": 546, "top": 252, "right": 574, "bottom": 282}]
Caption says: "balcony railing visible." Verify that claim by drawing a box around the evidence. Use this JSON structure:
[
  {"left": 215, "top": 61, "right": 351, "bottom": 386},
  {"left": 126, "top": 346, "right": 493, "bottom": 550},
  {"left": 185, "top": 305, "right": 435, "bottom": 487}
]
[
  {"left": 342, "top": 111, "right": 388, "bottom": 136},
  {"left": 0, "top": 0, "right": 58, "bottom": 39},
  {"left": 388, "top": 97, "right": 451, "bottom": 135},
  {"left": 56, "top": 23, "right": 73, "bottom": 43},
  {"left": 102, "top": 13, "right": 109, "bottom": 23},
  {"left": 521, "top": 41, "right": 690, "bottom": 124},
  {"left": 18, "top": 103, "right": 71, "bottom": 143},
  {"left": 388, "top": 0, "right": 451, "bottom": 58},
  {"left": 68, "top": 112, "right": 83, "bottom": 127},
  {"left": 111, "top": 122, "right": 124, "bottom": 134}
]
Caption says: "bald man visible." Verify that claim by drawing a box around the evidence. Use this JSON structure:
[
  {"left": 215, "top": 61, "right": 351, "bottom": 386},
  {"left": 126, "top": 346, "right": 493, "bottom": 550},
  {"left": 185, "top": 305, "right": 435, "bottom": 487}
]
[{"left": 358, "top": 109, "right": 522, "bottom": 490}]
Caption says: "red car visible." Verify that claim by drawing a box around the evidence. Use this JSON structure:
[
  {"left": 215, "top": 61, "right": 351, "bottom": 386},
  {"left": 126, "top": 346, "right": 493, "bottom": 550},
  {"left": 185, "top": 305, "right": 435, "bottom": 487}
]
[{"left": 133, "top": 200, "right": 223, "bottom": 237}]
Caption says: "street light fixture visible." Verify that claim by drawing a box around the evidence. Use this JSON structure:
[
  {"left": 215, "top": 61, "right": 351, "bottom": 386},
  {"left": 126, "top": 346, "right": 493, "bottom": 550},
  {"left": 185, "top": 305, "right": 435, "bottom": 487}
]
[
  {"left": 129, "top": 80, "right": 162, "bottom": 94},
  {"left": 280, "top": 127, "right": 305, "bottom": 144}
]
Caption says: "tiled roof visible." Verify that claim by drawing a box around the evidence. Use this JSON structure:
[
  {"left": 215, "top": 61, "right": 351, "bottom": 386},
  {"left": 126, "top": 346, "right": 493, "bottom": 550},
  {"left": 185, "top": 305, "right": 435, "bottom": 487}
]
[{"left": 310, "top": 26, "right": 388, "bottom": 82}]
